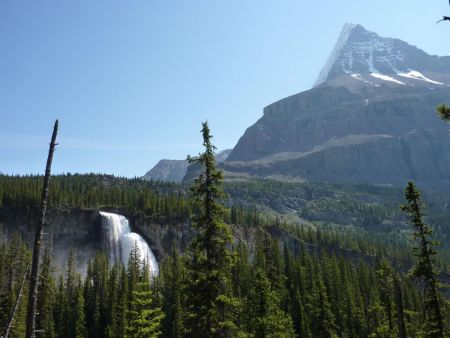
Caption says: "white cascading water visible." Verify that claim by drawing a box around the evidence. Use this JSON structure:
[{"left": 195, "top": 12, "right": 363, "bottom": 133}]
[{"left": 100, "top": 211, "right": 159, "bottom": 276}]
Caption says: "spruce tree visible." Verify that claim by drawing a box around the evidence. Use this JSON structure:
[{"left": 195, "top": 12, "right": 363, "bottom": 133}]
[
  {"left": 74, "top": 280, "right": 87, "bottom": 338},
  {"left": 393, "top": 276, "right": 407, "bottom": 338},
  {"left": 105, "top": 264, "right": 120, "bottom": 338},
  {"left": 436, "top": 104, "right": 450, "bottom": 122},
  {"left": 161, "top": 247, "right": 184, "bottom": 338},
  {"left": 54, "top": 275, "right": 67, "bottom": 338},
  {"left": 310, "top": 270, "right": 338, "bottom": 338},
  {"left": 126, "top": 281, "right": 164, "bottom": 338},
  {"left": 375, "top": 259, "right": 395, "bottom": 335},
  {"left": 36, "top": 249, "right": 56, "bottom": 338},
  {"left": 116, "top": 265, "right": 128, "bottom": 338},
  {"left": 401, "top": 182, "right": 444, "bottom": 338},
  {"left": 183, "top": 121, "right": 235, "bottom": 337},
  {"left": 242, "top": 269, "right": 295, "bottom": 338}
]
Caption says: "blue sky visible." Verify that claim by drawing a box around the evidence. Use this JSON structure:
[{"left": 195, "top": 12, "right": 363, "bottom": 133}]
[{"left": 1, "top": 1, "right": 449, "bottom": 177}]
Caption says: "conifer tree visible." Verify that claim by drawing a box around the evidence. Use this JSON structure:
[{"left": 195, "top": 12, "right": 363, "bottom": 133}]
[
  {"left": 393, "top": 276, "right": 407, "bottom": 338},
  {"left": 74, "top": 280, "right": 87, "bottom": 338},
  {"left": 126, "top": 281, "right": 164, "bottom": 338},
  {"left": 116, "top": 265, "right": 128, "bottom": 338},
  {"left": 255, "top": 231, "right": 285, "bottom": 293},
  {"left": 310, "top": 271, "right": 338, "bottom": 338},
  {"left": 437, "top": 104, "right": 450, "bottom": 122},
  {"left": 127, "top": 241, "right": 143, "bottom": 331},
  {"left": 242, "top": 269, "right": 295, "bottom": 338},
  {"left": 54, "top": 275, "right": 67, "bottom": 338},
  {"left": 161, "top": 247, "right": 184, "bottom": 338},
  {"left": 375, "top": 259, "right": 395, "bottom": 335},
  {"left": 83, "top": 252, "right": 109, "bottom": 338},
  {"left": 36, "top": 249, "right": 56, "bottom": 338},
  {"left": 183, "top": 121, "right": 235, "bottom": 337},
  {"left": 401, "top": 182, "right": 444, "bottom": 338},
  {"left": 105, "top": 264, "right": 120, "bottom": 338},
  {"left": 231, "top": 241, "right": 251, "bottom": 300}
]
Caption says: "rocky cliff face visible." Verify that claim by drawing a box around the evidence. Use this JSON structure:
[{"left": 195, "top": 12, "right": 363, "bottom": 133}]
[
  {"left": 0, "top": 207, "right": 102, "bottom": 274},
  {"left": 225, "top": 24, "right": 450, "bottom": 191},
  {"left": 144, "top": 150, "right": 232, "bottom": 183},
  {"left": 315, "top": 24, "right": 450, "bottom": 87},
  {"left": 181, "top": 149, "right": 232, "bottom": 182},
  {"left": 0, "top": 204, "right": 285, "bottom": 274},
  {"left": 0, "top": 206, "right": 194, "bottom": 274},
  {"left": 142, "top": 159, "right": 189, "bottom": 183}
]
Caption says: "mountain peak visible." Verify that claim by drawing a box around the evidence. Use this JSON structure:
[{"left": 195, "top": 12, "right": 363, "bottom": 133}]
[{"left": 314, "top": 24, "right": 450, "bottom": 87}]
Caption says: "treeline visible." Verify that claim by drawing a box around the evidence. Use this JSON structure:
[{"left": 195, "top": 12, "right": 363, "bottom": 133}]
[
  {"left": 5, "top": 172, "right": 449, "bottom": 272},
  {"left": 2, "top": 230, "right": 447, "bottom": 337},
  {"left": 0, "top": 174, "right": 265, "bottom": 227},
  {"left": 0, "top": 174, "right": 191, "bottom": 222},
  {"left": 2, "top": 121, "right": 450, "bottom": 337}
]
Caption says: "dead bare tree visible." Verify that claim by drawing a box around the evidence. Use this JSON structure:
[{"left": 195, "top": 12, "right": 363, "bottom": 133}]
[
  {"left": 3, "top": 265, "right": 29, "bottom": 338},
  {"left": 436, "top": 16, "right": 450, "bottom": 23},
  {"left": 437, "top": 1, "right": 450, "bottom": 23},
  {"left": 25, "top": 120, "right": 58, "bottom": 338}
]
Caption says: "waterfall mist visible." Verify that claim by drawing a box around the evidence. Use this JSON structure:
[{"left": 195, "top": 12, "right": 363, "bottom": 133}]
[{"left": 100, "top": 211, "right": 159, "bottom": 276}]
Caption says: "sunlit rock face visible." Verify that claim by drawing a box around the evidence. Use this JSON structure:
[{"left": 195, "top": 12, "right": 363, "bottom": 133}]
[
  {"left": 314, "top": 24, "right": 450, "bottom": 87},
  {"left": 224, "top": 24, "right": 450, "bottom": 192},
  {"left": 142, "top": 159, "right": 189, "bottom": 183}
]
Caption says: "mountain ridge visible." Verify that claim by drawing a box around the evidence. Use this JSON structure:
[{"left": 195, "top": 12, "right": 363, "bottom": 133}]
[
  {"left": 143, "top": 149, "right": 232, "bottom": 183},
  {"left": 223, "top": 24, "right": 450, "bottom": 191},
  {"left": 315, "top": 23, "right": 450, "bottom": 87}
]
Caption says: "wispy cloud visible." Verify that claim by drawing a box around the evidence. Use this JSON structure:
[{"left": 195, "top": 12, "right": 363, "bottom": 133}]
[{"left": 0, "top": 133, "right": 199, "bottom": 151}]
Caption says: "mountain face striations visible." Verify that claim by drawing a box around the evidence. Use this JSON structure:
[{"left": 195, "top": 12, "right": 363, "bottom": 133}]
[
  {"left": 143, "top": 149, "right": 232, "bottom": 183},
  {"left": 315, "top": 23, "right": 450, "bottom": 87},
  {"left": 223, "top": 24, "right": 450, "bottom": 191},
  {"left": 142, "top": 159, "right": 190, "bottom": 183}
]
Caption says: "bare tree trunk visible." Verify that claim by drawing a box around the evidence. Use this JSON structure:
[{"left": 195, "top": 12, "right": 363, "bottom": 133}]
[
  {"left": 3, "top": 265, "right": 29, "bottom": 338},
  {"left": 25, "top": 120, "right": 58, "bottom": 338}
]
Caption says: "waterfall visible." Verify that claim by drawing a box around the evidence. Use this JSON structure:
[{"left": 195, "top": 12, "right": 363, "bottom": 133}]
[{"left": 100, "top": 211, "right": 159, "bottom": 276}]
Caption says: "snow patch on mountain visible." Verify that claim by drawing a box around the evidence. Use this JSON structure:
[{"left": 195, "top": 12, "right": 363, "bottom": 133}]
[
  {"left": 315, "top": 24, "right": 450, "bottom": 87},
  {"left": 369, "top": 73, "right": 405, "bottom": 85},
  {"left": 351, "top": 73, "right": 375, "bottom": 85},
  {"left": 397, "top": 70, "right": 443, "bottom": 85}
]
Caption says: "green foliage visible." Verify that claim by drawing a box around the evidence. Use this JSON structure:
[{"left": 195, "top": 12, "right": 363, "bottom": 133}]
[
  {"left": 160, "top": 247, "right": 184, "bottom": 338},
  {"left": 309, "top": 270, "right": 338, "bottom": 338},
  {"left": 241, "top": 269, "right": 295, "bottom": 338},
  {"left": 0, "top": 233, "right": 30, "bottom": 338},
  {"left": 183, "top": 122, "right": 235, "bottom": 337},
  {"left": 126, "top": 282, "right": 164, "bottom": 338},
  {"left": 0, "top": 174, "right": 191, "bottom": 223},
  {"left": 437, "top": 104, "right": 450, "bottom": 121},
  {"left": 401, "top": 182, "right": 445, "bottom": 338},
  {"left": 3, "top": 172, "right": 450, "bottom": 271},
  {"left": 1, "top": 228, "right": 448, "bottom": 337},
  {"left": 36, "top": 249, "right": 56, "bottom": 338},
  {"left": 2, "top": 144, "right": 450, "bottom": 336}
]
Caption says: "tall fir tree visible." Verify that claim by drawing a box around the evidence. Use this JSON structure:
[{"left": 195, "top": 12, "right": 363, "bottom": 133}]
[
  {"left": 401, "top": 182, "right": 444, "bottom": 338},
  {"left": 74, "top": 279, "right": 87, "bottom": 338},
  {"left": 393, "top": 276, "right": 407, "bottom": 338},
  {"left": 36, "top": 248, "right": 56, "bottom": 338},
  {"left": 161, "top": 247, "right": 184, "bottom": 338},
  {"left": 183, "top": 121, "right": 235, "bottom": 337},
  {"left": 374, "top": 259, "right": 395, "bottom": 336},
  {"left": 126, "top": 281, "right": 164, "bottom": 338},
  {"left": 309, "top": 270, "right": 338, "bottom": 338},
  {"left": 242, "top": 268, "right": 295, "bottom": 338}
]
